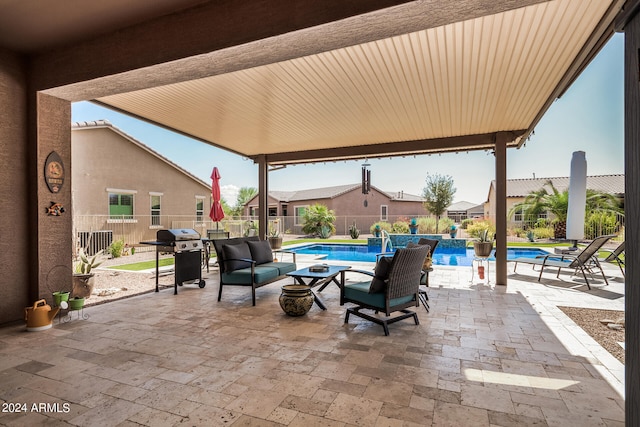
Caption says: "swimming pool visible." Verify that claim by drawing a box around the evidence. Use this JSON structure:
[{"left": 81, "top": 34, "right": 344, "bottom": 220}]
[{"left": 289, "top": 244, "right": 550, "bottom": 266}]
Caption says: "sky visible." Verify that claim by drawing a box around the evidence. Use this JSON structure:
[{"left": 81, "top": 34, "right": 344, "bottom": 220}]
[{"left": 71, "top": 34, "right": 624, "bottom": 207}]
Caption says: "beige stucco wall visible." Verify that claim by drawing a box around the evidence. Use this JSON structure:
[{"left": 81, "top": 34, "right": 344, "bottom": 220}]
[
  {"left": 72, "top": 126, "right": 211, "bottom": 240},
  {"left": 0, "top": 48, "right": 30, "bottom": 323}
]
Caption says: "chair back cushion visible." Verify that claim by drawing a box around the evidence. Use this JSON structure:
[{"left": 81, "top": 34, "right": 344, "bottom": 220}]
[
  {"left": 247, "top": 240, "right": 273, "bottom": 265},
  {"left": 222, "top": 242, "right": 252, "bottom": 272},
  {"left": 387, "top": 245, "right": 430, "bottom": 299},
  {"left": 212, "top": 237, "right": 259, "bottom": 273},
  {"left": 369, "top": 256, "right": 393, "bottom": 294}
]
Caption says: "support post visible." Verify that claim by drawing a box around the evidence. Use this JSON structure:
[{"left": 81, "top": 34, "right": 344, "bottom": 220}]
[
  {"left": 257, "top": 155, "right": 268, "bottom": 240},
  {"left": 618, "top": 2, "right": 640, "bottom": 421},
  {"left": 494, "top": 132, "right": 508, "bottom": 286}
]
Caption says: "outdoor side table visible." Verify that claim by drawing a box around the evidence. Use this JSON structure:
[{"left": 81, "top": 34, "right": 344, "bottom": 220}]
[
  {"left": 286, "top": 265, "right": 351, "bottom": 310},
  {"left": 471, "top": 257, "right": 491, "bottom": 284}
]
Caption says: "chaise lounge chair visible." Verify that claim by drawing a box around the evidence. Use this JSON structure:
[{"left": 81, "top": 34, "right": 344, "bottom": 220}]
[
  {"left": 510, "top": 234, "right": 616, "bottom": 289},
  {"left": 601, "top": 241, "right": 625, "bottom": 277}
]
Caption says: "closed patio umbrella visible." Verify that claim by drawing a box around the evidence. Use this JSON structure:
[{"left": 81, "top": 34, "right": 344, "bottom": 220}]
[
  {"left": 566, "top": 151, "right": 586, "bottom": 249},
  {"left": 209, "top": 167, "right": 225, "bottom": 229}
]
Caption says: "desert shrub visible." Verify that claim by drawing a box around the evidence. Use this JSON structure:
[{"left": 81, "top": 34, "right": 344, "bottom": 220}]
[
  {"left": 466, "top": 220, "right": 496, "bottom": 240},
  {"left": 585, "top": 211, "right": 619, "bottom": 239},
  {"left": 533, "top": 227, "right": 554, "bottom": 239},
  {"left": 108, "top": 239, "right": 125, "bottom": 258},
  {"left": 392, "top": 221, "right": 410, "bottom": 234},
  {"left": 438, "top": 217, "right": 454, "bottom": 233},
  {"left": 461, "top": 219, "right": 473, "bottom": 229},
  {"left": 510, "top": 227, "right": 525, "bottom": 238},
  {"left": 370, "top": 221, "right": 392, "bottom": 234},
  {"left": 416, "top": 217, "right": 437, "bottom": 234},
  {"left": 349, "top": 223, "right": 360, "bottom": 239}
]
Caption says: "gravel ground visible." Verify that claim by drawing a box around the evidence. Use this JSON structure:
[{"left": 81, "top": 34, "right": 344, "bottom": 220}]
[
  {"left": 83, "top": 251, "right": 191, "bottom": 306},
  {"left": 559, "top": 306, "right": 625, "bottom": 364},
  {"left": 85, "top": 251, "right": 626, "bottom": 365}
]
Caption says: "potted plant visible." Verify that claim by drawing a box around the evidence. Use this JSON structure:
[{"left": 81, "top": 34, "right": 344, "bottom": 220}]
[
  {"left": 268, "top": 220, "right": 283, "bottom": 250},
  {"left": 72, "top": 249, "right": 104, "bottom": 299},
  {"left": 371, "top": 223, "right": 382, "bottom": 237},
  {"left": 409, "top": 218, "right": 419, "bottom": 234},
  {"left": 472, "top": 229, "right": 494, "bottom": 258},
  {"left": 449, "top": 224, "right": 458, "bottom": 238}
]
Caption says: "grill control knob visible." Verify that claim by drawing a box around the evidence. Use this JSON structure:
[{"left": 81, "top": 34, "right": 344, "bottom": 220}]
[
  {"left": 192, "top": 242, "right": 198, "bottom": 248},
  {"left": 179, "top": 243, "right": 187, "bottom": 249}
]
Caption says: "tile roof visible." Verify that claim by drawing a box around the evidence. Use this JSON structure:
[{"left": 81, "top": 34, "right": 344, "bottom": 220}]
[
  {"left": 447, "top": 201, "right": 481, "bottom": 211},
  {"left": 498, "top": 175, "right": 625, "bottom": 198},
  {"left": 265, "top": 184, "right": 423, "bottom": 202}
]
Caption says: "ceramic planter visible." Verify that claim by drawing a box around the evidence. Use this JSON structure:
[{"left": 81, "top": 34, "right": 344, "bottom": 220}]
[
  {"left": 473, "top": 242, "right": 493, "bottom": 258},
  {"left": 268, "top": 236, "right": 283, "bottom": 250},
  {"left": 279, "top": 285, "right": 314, "bottom": 316},
  {"left": 72, "top": 273, "right": 94, "bottom": 299}
]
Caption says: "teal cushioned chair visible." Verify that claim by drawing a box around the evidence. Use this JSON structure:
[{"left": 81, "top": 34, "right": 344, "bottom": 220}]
[{"left": 340, "top": 244, "right": 429, "bottom": 335}]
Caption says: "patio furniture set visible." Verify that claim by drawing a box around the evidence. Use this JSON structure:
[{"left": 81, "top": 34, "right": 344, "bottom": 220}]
[{"left": 203, "top": 234, "right": 624, "bottom": 334}]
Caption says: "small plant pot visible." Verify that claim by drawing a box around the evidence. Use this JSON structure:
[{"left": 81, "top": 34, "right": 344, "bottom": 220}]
[
  {"left": 409, "top": 226, "right": 418, "bottom": 235},
  {"left": 68, "top": 297, "right": 85, "bottom": 311},
  {"left": 52, "top": 291, "right": 70, "bottom": 306}
]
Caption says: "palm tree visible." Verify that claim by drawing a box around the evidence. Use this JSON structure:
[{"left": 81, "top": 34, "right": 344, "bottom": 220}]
[
  {"left": 301, "top": 204, "right": 336, "bottom": 238},
  {"left": 510, "top": 180, "right": 622, "bottom": 238},
  {"left": 230, "top": 187, "right": 258, "bottom": 217}
]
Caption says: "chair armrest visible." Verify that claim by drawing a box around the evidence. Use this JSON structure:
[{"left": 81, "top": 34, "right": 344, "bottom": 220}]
[
  {"left": 225, "top": 257, "right": 256, "bottom": 264},
  {"left": 347, "top": 269, "right": 375, "bottom": 278},
  {"left": 273, "top": 249, "right": 296, "bottom": 263}
]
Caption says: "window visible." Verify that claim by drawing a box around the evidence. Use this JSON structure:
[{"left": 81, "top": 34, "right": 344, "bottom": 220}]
[
  {"left": 196, "top": 197, "right": 205, "bottom": 222},
  {"left": 295, "top": 205, "right": 308, "bottom": 225},
  {"left": 150, "top": 194, "right": 161, "bottom": 226},
  {"left": 268, "top": 207, "right": 277, "bottom": 216},
  {"left": 109, "top": 192, "right": 134, "bottom": 219},
  {"left": 380, "top": 205, "right": 388, "bottom": 221},
  {"left": 513, "top": 208, "right": 523, "bottom": 222}
]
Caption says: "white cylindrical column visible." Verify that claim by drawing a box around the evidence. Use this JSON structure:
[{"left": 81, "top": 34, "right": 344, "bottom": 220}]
[{"left": 566, "top": 151, "right": 587, "bottom": 243}]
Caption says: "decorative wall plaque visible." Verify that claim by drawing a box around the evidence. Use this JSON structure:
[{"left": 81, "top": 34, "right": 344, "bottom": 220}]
[{"left": 44, "top": 151, "right": 64, "bottom": 193}]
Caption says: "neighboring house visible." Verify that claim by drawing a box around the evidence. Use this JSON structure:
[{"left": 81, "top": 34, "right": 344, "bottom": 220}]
[
  {"left": 484, "top": 174, "right": 625, "bottom": 222},
  {"left": 244, "top": 184, "right": 425, "bottom": 235},
  {"left": 72, "top": 120, "right": 212, "bottom": 251},
  {"left": 445, "top": 201, "right": 484, "bottom": 222}
]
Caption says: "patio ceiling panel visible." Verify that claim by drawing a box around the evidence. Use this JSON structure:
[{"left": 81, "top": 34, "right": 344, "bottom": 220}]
[{"left": 95, "top": 0, "right": 616, "bottom": 165}]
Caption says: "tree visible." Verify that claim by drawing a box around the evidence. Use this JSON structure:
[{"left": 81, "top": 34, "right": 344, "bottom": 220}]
[
  {"left": 301, "top": 204, "right": 336, "bottom": 238},
  {"left": 230, "top": 187, "right": 257, "bottom": 217},
  {"left": 422, "top": 174, "right": 456, "bottom": 233},
  {"left": 509, "top": 180, "right": 623, "bottom": 238}
]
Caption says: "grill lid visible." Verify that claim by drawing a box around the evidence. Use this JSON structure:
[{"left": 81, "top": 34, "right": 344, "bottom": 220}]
[{"left": 157, "top": 229, "right": 201, "bottom": 242}]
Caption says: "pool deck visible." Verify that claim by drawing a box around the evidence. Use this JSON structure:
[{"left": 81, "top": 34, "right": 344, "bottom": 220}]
[{"left": 0, "top": 255, "right": 625, "bottom": 426}]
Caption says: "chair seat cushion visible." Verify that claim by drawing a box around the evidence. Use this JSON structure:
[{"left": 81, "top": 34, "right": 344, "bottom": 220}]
[
  {"left": 345, "top": 282, "right": 414, "bottom": 309},
  {"left": 259, "top": 262, "right": 297, "bottom": 275},
  {"left": 222, "top": 266, "right": 280, "bottom": 284},
  {"left": 222, "top": 243, "right": 252, "bottom": 272},
  {"left": 247, "top": 240, "right": 274, "bottom": 265}
]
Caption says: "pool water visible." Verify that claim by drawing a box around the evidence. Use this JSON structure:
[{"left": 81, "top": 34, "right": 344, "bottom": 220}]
[{"left": 289, "top": 244, "right": 550, "bottom": 266}]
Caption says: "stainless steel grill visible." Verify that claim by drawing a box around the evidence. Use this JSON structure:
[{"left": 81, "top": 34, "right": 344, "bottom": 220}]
[{"left": 141, "top": 229, "right": 206, "bottom": 294}]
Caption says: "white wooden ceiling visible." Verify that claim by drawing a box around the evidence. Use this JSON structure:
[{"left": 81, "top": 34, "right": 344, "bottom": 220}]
[{"left": 96, "top": 0, "right": 618, "bottom": 165}]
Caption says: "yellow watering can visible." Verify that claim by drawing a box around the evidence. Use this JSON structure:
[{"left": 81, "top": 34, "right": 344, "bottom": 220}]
[{"left": 25, "top": 299, "right": 62, "bottom": 331}]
